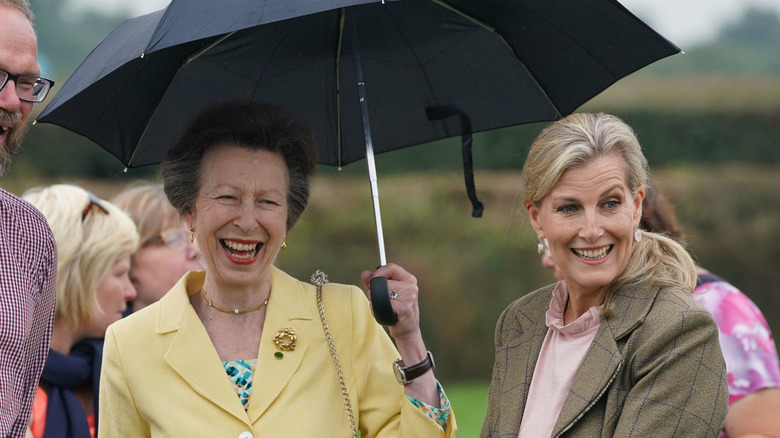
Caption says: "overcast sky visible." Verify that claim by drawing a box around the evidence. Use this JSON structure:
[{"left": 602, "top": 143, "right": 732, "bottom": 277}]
[{"left": 68, "top": 0, "right": 780, "bottom": 48}]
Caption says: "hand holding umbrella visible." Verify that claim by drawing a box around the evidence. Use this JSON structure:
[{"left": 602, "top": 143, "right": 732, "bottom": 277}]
[
  {"left": 362, "top": 264, "right": 422, "bottom": 339},
  {"left": 361, "top": 263, "right": 439, "bottom": 403}
]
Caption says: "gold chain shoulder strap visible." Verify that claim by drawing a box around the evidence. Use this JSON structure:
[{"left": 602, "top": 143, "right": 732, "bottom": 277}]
[{"left": 311, "top": 270, "right": 357, "bottom": 438}]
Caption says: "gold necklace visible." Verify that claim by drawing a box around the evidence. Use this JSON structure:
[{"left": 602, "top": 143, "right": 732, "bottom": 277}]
[{"left": 202, "top": 289, "right": 268, "bottom": 315}]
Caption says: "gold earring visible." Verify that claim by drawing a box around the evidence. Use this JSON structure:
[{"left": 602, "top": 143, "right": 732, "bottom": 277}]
[
  {"left": 188, "top": 227, "right": 195, "bottom": 243},
  {"left": 280, "top": 237, "right": 287, "bottom": 251}
]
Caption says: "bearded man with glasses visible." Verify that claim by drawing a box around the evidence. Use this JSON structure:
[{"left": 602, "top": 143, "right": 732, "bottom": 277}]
[{"left": 0, "top": 1, "right": 57, "bottom": 436}]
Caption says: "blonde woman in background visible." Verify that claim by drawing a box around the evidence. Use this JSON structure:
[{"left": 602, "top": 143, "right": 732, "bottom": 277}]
[
  {"left": 23, "top": 184, "right": 138, "bottom": 438},
  {"left": 112, "top": 183, "right": 201, "bottom": 314}
]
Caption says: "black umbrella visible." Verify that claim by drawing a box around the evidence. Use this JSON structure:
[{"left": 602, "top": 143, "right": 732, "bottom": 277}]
[{"left": 37, "top": 0, "right": 679, "bottom": 325}]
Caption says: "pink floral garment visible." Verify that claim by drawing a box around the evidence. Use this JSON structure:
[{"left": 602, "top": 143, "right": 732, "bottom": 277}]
[{"left": 694, "top": 274, "right": 780, "bottom": 438}]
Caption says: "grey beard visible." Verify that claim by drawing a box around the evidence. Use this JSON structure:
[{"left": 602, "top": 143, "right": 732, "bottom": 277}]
[{"left": 0, "top": 109, "right": 25, "bottom": 177}]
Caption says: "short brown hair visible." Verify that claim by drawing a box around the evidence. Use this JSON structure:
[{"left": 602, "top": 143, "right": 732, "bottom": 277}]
[
  {"left": 640, "top": 184, "right": 686, "bottom": 245},
  {"left": 161, "top": 101, "right": 318, "bottom": 231}
]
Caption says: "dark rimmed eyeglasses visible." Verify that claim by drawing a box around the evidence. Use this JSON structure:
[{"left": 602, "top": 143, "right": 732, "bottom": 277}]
[
  {"left": 0, "top": 67, "right": 55, "bottom": 103},
  {"left": 81, "top": 192, "right": 109, "bottom": 222},
  {"left": 143, "top": 228, "right": 188, "bottom": 251}
]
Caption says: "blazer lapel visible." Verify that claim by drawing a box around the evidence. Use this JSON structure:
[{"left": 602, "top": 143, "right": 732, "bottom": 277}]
[
  {"left": 159, "top": 272, "right": 251, "bottom": 425},
  {"left": 552, "top": 283, "right": 659, "bottom": 436},
  {"left": 246, "top": 267, "right": 313, "bottom": 423},
  {"left": 552, "top": 325, "right": 622, "bottom": 436}
]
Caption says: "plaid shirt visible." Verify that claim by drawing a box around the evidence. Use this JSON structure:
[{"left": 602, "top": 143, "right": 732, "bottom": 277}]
[{"left": 0, "top": 188, "right": 57, "bottom": 437}]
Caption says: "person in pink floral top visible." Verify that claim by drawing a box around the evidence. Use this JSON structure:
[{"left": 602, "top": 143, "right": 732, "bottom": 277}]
[
  {"left": 541, "top": 183, "right": 780, "bottom": 437},
  {"left": 694, "top": 273, "right": 780, "bottom": 405},
  {"left": 642, "top": 184, "right": 780, "bottom": 437}
]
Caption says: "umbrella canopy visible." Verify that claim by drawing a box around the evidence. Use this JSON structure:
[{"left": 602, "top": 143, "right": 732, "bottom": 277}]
[
  {"left": 38, "top": 0, "right": 679, "bottom": 168},
  {"left": 37, "top": 0, "right": 679, "bottom": 324}
]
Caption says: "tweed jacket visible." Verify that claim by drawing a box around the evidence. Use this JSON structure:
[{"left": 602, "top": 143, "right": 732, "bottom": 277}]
[
  {"left": 99, "top": 267, "right": 453, "bottom": 437},
  {"left": 481, "top": 281, "right": 728, "bottom": 438}
]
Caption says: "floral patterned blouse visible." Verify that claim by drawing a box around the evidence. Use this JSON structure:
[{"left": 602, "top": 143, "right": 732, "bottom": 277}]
[
  {"left": 694, "top": 273, "right": 780, "bottom": 438},
  {"left": 222, "top": 360, "right": 451, "bottom": 431}
]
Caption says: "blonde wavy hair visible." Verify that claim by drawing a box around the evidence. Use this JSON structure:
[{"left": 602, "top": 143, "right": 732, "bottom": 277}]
[
  {"left": 523, "top": 113, "right": 696, "bottom": 316},
  {"left": 23, "top": 184, "right": 139, "bottom": 329},
  {"left": 111, "top": 183, "right": 182, "bottom": 246}
]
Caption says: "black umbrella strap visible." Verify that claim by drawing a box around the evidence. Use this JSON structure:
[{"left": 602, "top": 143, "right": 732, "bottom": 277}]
[
  {"left": 426, "top": 105, "right": 483, "bottom": 218},
  {"left": 460, "top": 129, "right": 483, "bottom": 218}
]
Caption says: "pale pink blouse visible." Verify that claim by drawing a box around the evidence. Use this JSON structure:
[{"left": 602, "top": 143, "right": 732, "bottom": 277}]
[{"left": 518, "top": 282, "right": 602, "bottom": 438}]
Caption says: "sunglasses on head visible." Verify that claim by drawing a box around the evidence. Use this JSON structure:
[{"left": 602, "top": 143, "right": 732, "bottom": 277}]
[
  {"left": 81, "top": 192, "right": 109, "bottom": 222},
  {"left": 143, "top": 228, "right": 188, "bottom": 250}
]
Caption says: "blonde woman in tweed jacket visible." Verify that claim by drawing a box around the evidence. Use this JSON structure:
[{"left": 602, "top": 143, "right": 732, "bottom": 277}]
[{"left": 481, "top": 113, "right": 728, "bottom": 437}]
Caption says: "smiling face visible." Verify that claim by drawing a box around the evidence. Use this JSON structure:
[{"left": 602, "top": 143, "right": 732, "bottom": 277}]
[
  {"left": 0, "top": 4, "right": 38, "bottom": 174},
  {"left": 528, "top": 154, "right": 644, "bottom": 300},
  {"left": 83, "top": 255, "right": 136, "bottom": 338},
  {"left": 185, "top": 145, "right": 289, "bottom": 292}
]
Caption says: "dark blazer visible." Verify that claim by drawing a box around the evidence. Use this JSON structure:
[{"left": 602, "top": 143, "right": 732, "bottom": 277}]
[{"left": 481, "top": 282, "right": 728, "bottom": 437}]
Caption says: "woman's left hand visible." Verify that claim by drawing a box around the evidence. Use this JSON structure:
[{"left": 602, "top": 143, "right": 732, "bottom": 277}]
[
  {"left": 360, "top": 263, "right": 422, "bottom": 342},
  {"left": 362, "top": 263, "right": 439, "bottom": 407}
]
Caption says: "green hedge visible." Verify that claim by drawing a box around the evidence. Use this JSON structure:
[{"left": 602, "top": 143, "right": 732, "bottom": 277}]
[{"left": 16, "top": 109, "right": 779, "bottom": 181}]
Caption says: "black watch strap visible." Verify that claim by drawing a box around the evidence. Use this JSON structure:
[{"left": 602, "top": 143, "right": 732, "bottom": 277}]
[{"left": 394, "top": 351, "right": 435, "bottom": 385}]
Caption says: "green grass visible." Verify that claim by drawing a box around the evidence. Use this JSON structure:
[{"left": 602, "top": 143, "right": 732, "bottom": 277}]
[{"left": 447, "top": 382, "right": 489, "bottom": 437}]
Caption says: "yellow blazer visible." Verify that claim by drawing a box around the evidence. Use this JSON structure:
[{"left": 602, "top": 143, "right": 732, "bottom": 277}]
[{"left": 99, "top": 267, "right": 453, "bottom": 437}]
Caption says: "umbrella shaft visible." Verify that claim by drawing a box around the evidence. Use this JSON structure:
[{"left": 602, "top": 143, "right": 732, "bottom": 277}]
[
  {"left": 366, "top": 145, "right": 387, "bottom": 266},
  {"left": 350, "top": 12, "right": 386, "bottom": 267}
]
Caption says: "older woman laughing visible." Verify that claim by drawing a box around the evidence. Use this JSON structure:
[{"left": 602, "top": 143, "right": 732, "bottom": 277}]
[{"left": 99, "top": 101, "right": 454, "bottom": 437}]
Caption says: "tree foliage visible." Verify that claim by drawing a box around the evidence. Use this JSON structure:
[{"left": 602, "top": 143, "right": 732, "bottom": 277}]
[
  {"left": 31, "top": 0, "right": 128, "bottom": 78},
  {"left": 718, "top": 7, "right": 780, "bottom": 49},
  {"left": 642, "top": 7, "right": 780, "bottom": 75}
]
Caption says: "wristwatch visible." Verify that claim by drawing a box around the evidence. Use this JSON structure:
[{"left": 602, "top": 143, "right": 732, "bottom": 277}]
[{"left": 393, "top": 351, "right": 435, "bottom": 385}]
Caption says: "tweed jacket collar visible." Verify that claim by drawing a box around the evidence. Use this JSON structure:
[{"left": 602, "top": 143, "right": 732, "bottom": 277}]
[
  {"left": 498, "top": 280, "right": 659, "bottom": 437},
  {"left": 154, "top": 267, "right": 316, "bottom": 426}
]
